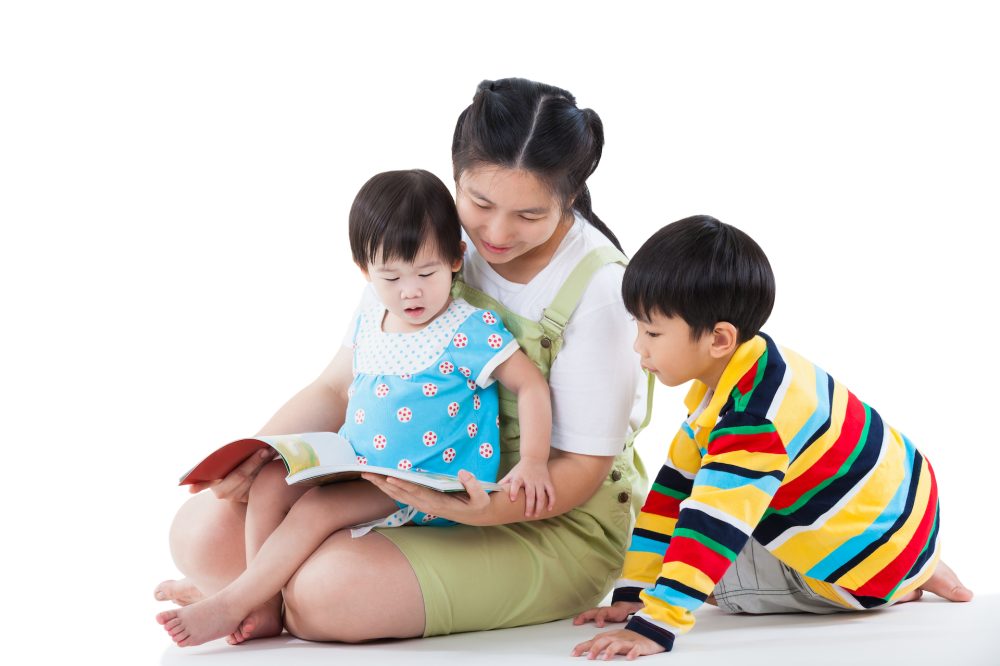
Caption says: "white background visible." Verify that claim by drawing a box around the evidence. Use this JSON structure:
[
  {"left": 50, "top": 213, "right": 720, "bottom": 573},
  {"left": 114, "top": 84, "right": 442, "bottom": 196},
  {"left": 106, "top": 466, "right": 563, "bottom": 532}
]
[{"left": 1, "top": 1, "right": 997, "bottom": 662}]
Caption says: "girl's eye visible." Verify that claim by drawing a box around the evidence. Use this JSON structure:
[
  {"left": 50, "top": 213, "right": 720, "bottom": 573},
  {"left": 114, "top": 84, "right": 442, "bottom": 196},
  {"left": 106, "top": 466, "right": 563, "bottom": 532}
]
[
  {"left": 382, "top": 277, "right": 399, "bottom": 282},
  {"left": 418, "top": 272, "right": 436, "bottom": 278}
]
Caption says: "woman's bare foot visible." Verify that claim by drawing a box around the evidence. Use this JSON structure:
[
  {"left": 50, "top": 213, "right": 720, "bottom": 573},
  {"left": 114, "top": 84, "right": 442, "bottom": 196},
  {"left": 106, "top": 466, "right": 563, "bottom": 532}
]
[
  {"left": 918, "top": 560, "right": 974, "bottom": 602},
  {"left": 156, "top": 592, "right": 248, "bottom": 647},
  {"left": 154, "top": 578, "right": 204, "bottom": 606},
  {"left": 227, "top": 597, "right": 284, "bottom": 645}
]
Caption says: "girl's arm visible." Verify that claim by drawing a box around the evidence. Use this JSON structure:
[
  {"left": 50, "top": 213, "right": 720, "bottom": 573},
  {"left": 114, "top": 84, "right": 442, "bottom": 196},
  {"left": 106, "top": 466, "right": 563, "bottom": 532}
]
[
  {"left": 364, "top": 448, "right": 614, "bottom": 527},
  {"left": 188, "top": 345, "right": 354, "bottom": 501},
  {"left": 490, "top": 350, "right": 555, "bottom": 515}
]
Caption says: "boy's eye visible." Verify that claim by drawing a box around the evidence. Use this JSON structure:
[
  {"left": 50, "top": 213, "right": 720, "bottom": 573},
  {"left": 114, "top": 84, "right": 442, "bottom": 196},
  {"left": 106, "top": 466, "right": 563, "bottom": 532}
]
[{"left": 646, "top": 332, "right": 660, "bottom": 338}]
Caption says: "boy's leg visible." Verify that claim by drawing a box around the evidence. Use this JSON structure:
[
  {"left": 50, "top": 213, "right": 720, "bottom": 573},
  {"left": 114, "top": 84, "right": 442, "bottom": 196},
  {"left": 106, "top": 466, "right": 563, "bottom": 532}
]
[{"left": 156, "top": 481, "right": 399, "bottom": 647}]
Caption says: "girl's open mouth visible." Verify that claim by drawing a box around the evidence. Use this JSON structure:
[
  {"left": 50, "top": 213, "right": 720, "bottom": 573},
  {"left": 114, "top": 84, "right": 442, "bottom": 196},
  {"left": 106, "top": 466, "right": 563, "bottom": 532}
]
[{"left": 404, "top": 307, "right": 425, "bottom": 318}]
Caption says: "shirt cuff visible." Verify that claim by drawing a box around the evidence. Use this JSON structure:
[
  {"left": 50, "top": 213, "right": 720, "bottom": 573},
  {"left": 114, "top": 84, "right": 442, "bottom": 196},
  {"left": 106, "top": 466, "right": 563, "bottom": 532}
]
[
  {"left": 625, "top": 616, "right": 676, "bottom": 652},
  {"left": 612, "top": 586, "right": 643, "bottom": 604}
]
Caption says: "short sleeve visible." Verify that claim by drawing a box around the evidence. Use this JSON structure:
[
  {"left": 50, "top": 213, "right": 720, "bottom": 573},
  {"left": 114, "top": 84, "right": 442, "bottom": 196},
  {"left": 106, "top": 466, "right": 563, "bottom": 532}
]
[
  {"left": 341, "top": 285, "right": 380, "bottom": 349},
  {"left": 448, "top": 309, "right": 519, "bottom": 388}
]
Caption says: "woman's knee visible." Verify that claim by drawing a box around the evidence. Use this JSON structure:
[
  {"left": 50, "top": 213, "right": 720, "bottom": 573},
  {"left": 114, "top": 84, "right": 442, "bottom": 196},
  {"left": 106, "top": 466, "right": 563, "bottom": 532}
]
[{"left": 168, "top": 492, "right": 246, "bottom": 577}]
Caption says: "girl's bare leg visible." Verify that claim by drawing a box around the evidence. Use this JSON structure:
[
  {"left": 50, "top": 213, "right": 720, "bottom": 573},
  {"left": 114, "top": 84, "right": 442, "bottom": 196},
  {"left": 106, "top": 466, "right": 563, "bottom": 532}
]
[
  {"left": 157, "top": 481, "right": 398, "bottom": 647},
  {"left": 283, "top": 529, "right": 425, "bottom": 643}
]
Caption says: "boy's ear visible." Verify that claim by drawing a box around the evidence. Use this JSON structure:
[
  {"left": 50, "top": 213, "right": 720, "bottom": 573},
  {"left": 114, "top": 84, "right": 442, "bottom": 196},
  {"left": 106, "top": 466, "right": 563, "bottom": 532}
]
[{"left": 708, "top": 322, "right": 739, "bottom": 359}]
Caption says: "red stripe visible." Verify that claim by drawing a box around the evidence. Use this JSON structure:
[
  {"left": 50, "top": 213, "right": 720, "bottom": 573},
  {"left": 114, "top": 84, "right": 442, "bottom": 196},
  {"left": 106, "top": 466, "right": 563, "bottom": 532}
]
[
  {"left": 663, "top": 536, "right": 734, "bottom": 583},
  {"left": 853, "top": 467, "right": 939, "bottom": 598},
  {"left": 736, "top": 361, "right": 759, "bottom": 396},
  {"left": 642, "top": 491, "right": 682, "bottom": 519},
  {"left": 708, "top": 430, "right": 785, "bottom": 456},
  {"left": 769, "top": 390, "right": 866, "bottom": 512}
]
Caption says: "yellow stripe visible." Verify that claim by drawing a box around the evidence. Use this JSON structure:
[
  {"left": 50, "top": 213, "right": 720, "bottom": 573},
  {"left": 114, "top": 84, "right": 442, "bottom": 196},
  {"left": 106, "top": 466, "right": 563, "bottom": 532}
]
[
  {"left": 691, "top": 484, "right": 776, "bottom": 526},
  {"left": 658, "top": 560, "right": 718, "bottom": 596},
  {"left": 622, "top": 550, "right": 667, "bottom": 584},
  {"left": 669, "top": 428, "right": 703, "bottom": 475},
  {"left": 799, "top": 575, "right": 854, "bottom": 608},
  {"left": 781, "top": 381, "right": 849, "bottom": 485},
  {"left": 702, "top": 449, "right": 787, "bottom": 472},
  {"left": 770, "top": 348, "right": 818, "bottom": 445},
  {"left": 772, "top": 429, "right": 905, "bottom": 570},
  {"left": 837, "top": 463, "right": 934, "bottom": 589},
  {"left": 635, "top": 512, "right": 677, "bottom": 535},
  {"left": 694, "top": 336, "right": 767, "bottom": 429}
]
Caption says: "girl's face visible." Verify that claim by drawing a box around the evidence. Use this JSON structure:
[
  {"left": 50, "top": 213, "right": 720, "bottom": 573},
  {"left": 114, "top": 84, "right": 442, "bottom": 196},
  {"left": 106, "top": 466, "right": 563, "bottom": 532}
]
[
  {"left": 456, "top": 166, "right": 570, "bottom": 279},
  {"left": 363, "top": 240, "right": 462, "bottom": 333}
]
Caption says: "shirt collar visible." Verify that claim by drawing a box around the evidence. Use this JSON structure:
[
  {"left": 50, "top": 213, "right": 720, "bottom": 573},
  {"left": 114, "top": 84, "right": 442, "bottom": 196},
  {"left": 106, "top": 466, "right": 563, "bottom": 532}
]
[{"left": 683, "top": 335, "right": 768, "bottom": 429}]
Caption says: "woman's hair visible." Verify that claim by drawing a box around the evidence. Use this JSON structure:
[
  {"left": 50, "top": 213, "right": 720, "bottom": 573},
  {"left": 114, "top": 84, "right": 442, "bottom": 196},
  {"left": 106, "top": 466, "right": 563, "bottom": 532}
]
[
  {"left": 451, "top": 77, "right": 622, "bottom": 252},
  {"left": 348, "top": 169, "right": 463, "bottom": 270},
  {"left": 622, "top": 215, "right": 775, "bottom": 343}
]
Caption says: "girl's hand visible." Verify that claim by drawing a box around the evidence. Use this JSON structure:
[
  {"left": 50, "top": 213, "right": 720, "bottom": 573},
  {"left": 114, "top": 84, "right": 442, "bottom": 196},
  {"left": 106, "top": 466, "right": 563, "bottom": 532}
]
[
  {"left": 499, "top": 459, "right": 556, "bottom": 518},
  {"left": 572, "top": 601, "right": 643, "bottom": 627},
  {"left": 187, "top": 448, "right": 272, "bottom": 503},
  {"left": 571, "top": 628, "right": 665, "bottom": 660},
  {"left": 361, "top": 470, "right": 493, "bottom": 525}
]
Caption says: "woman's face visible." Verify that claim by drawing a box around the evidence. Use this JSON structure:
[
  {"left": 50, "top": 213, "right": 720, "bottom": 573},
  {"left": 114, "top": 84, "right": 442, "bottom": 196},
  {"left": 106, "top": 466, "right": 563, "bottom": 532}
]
[{"left": 456, "top": 166, "right": 568, "bottom": 268}]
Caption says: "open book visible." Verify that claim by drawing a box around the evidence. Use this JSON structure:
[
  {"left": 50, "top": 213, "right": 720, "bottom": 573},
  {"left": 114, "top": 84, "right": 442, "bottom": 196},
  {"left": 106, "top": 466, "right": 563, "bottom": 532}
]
[{"left": 179, "top": 432, "right": 502, "bottom": 493}]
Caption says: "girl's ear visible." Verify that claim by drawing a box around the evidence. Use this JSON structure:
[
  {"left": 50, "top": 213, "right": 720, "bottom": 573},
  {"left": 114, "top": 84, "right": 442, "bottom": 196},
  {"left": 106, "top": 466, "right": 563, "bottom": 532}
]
[
  {"left": 359, "top": 265, "right": 371, "bottom": 282},
  {"left": 452, "top": 243, "right": 466, "bottom": 272},
  {"left": 709, "top": 322, "right": 740, "bottom": 359}
]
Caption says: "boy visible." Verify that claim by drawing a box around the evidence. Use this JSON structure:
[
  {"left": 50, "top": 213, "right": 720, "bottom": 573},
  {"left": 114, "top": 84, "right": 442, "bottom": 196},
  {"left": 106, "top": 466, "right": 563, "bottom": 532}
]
[{"left": 573, "top": 215, "right": 973, "bottom": 659}]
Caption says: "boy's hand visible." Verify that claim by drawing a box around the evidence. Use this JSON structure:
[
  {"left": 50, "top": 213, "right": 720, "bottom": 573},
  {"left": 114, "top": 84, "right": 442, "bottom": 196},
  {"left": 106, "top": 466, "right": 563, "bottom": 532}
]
[
  {"left": 499, "top": 458, "right": 556, "bottom": 518},
  {"left": 571, "top": 628, "right": 665, "bottom": 660},
  {"left": 572, "top": 601, "right": 643, "bottom": 627}
]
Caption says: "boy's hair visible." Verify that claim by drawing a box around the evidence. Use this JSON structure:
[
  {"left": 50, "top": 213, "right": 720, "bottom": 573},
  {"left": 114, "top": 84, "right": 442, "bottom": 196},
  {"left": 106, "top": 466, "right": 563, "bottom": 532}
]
[
  {"left": 622, "top": 215, "right": 775, "bottom": 343},
  {"left": 349, "top": 169, "right": 463, "bottom": 269}
]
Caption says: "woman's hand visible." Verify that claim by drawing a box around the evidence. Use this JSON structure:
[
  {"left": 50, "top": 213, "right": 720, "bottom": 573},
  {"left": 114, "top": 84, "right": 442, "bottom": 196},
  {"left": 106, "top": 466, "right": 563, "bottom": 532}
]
[
  {"left": 362, "top": 469, "right": 493, "bottom": 525},
  {"left": 187, "top": 448, "right": 272, "bottom": 502}
]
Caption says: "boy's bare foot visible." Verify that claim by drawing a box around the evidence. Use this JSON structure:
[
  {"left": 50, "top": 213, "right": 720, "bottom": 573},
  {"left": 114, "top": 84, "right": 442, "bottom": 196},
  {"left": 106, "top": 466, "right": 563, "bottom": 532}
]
[
  {"left": 894, "top": 589, "right": 923, "bottom": 604},
  {"left": 156, "top": 592, "right": 248, "bottom": 647},
  {"left": 154, "top": 578, "right": 204, "bottom": 606},
  {"left": 227, "top": 597, "right": 284, "bottom": 645},
  {"left": 918, "top": 560, "right": 974, "bottom": 602}
]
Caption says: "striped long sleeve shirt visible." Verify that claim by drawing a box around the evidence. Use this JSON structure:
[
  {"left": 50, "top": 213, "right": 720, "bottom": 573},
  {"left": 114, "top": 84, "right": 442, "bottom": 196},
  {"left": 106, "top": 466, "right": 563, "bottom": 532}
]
[{"left": 614, "top": 333, "right": 940, "bottom": 651}]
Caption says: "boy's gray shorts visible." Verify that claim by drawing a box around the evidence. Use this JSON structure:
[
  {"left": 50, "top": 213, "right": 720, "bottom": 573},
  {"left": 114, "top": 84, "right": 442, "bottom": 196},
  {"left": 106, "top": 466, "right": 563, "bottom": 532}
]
[{"left": 713, "top": 538, "right": 850, "bottom": 615}]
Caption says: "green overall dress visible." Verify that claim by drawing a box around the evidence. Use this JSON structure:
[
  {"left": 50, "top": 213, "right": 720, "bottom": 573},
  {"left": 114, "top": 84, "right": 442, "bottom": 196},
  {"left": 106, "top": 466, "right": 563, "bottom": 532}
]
[{"left": 378, "top": 246, "right": 652, "bottom": 636}]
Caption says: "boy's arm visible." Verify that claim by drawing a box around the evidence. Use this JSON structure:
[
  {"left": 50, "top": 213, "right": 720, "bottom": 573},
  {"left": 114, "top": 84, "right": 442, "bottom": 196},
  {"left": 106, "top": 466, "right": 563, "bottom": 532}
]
[
  {"left": 611, "top": 422, "right": 702, "bottom": 603},
  {"left": 625, "top": 411, "right": 788, "bottom": 651}
]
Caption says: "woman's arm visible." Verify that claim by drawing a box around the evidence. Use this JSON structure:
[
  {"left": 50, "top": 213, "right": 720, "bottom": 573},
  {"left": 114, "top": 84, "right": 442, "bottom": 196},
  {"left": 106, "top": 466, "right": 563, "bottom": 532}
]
[
  {"left": 364, "top": 448, "right": 614, "bottom": 526},
  {"left": 188, "top": 345, "right": 354, "bottom": 500}
]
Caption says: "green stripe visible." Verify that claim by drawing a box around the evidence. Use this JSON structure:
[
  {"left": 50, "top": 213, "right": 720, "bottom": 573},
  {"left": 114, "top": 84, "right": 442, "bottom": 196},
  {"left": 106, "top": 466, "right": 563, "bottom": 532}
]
[
  {"left": 734, "top": 347, "right": 769, "bottom": 412},
  {"left": 708, "top": 423, "right": 777, "bottom": 442},
  {"left": 673, "top": 527, "right": 739, "bottom": 560},
  {"left": 651, "top": 482, "right": 687, "bottom": 501},
  {"left": 765, "top": 404, "right": 872, "bottom": 518}
]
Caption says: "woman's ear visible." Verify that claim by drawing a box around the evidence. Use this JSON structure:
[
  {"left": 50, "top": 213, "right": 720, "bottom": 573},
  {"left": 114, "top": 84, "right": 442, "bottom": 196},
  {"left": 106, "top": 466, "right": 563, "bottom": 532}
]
[{"left": 709, "top": 322, "right": 740, "bottom": 359}]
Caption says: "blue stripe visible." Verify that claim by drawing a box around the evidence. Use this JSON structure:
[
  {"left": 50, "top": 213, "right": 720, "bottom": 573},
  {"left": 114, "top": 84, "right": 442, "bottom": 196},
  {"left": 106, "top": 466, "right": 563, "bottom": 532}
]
[
  {"left": 695, "top": 469, "right": 782, "bottom": 496},
  {"left": 785, "top": 367, "right": 830, "bottom": 459},
  {"left": 645, "top": 581, "right": 703, "bottom": 612},
  {"left": 629, "top": 534, "right": 670, "bottom": 557},
  {"left": 806, "top": 435, "right": 917, "bottom": 580}
]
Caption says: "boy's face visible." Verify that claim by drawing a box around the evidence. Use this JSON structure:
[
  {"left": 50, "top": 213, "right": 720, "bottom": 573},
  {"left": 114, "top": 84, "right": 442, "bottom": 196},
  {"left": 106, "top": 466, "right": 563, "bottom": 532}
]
[
  {"left": 633, "top": 311, "right": 715, "bottom": 387},
  {"left": 364, "top": 241, "right": 462, "bottom": 332}
]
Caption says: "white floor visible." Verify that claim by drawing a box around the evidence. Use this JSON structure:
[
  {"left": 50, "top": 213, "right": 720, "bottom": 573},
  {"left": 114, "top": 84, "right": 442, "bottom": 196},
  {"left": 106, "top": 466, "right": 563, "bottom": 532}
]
[{"left": 159, "top": 594, "right": 999, "bottom": 665}]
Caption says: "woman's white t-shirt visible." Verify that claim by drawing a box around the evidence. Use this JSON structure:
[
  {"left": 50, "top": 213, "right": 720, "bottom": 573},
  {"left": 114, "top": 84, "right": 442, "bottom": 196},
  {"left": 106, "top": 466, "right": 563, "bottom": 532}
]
[{"left": 344, "top": 215, "right": 646, "bottom": 457}]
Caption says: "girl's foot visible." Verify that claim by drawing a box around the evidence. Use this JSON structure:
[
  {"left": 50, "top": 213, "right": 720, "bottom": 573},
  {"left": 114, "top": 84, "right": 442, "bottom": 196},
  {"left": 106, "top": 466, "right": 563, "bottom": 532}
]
[
  {"left": 918, "top": 560, "right": 974, "bottom": 602},
  {"left": 156, "top": 593, "right": 247, "bottom": 647},
  {"left": 154, "top": 578, "right": 204, "bottom": 606},
  {"left": 227, "top": 597, "right": 284, "bottom": 645}
]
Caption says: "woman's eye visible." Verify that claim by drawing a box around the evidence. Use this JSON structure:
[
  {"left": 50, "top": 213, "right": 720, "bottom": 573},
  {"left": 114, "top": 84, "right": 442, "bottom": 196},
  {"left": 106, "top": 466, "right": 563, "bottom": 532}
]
[
  {"left": 519, "top": 215, "right": 543, "bottom": 221},
  {"left": 474, "top": 201, "right": 490, "bottom": 209}
]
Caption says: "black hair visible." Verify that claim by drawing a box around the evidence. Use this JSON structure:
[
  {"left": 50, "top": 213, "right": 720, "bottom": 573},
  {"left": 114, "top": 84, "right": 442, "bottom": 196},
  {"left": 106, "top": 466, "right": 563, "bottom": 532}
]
[
  {"left": 348, "top": 169, "right": 463, "bottom": 270},
  {"left": 622, "top": 215, "right": 775, "bottom": 342},
  {"left": 451, "top": 77, "right": 622, "bottom": 252}
]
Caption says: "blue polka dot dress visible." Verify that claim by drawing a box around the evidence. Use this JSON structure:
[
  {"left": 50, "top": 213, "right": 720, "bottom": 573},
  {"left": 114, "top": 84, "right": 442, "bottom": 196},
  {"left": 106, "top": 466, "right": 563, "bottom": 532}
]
[{"left": 341, "top": 298, "right": 518, "bottom": 528}]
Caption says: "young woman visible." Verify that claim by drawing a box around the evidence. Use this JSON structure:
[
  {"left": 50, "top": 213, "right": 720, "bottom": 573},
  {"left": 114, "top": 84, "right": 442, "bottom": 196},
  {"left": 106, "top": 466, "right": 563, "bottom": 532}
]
[{"left": 155, "top": 77, "right": 651, "bottom": 643}]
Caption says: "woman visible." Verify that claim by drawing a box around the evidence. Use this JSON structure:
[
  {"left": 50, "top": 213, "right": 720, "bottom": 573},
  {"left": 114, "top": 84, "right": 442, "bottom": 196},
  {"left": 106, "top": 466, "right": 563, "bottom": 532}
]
[{"left": 156, "top": 77, "right": 651, "bottom": 643}]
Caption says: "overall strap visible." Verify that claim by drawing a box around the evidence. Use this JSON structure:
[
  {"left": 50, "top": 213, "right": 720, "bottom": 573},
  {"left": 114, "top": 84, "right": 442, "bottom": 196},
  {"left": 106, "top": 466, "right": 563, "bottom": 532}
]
[{"left": 539, "top": 246, "right": 628, "bottom": 353}]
